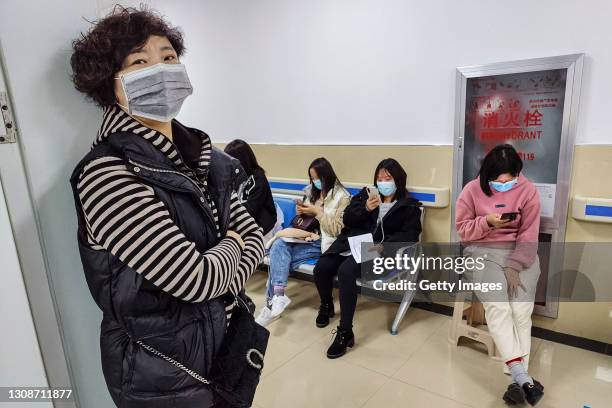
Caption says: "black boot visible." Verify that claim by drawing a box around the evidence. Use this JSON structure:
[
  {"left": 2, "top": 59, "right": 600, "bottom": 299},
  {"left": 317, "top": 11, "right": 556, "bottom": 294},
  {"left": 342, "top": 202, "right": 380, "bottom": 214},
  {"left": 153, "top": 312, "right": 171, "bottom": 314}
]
[
  {"left": 315, "top": 301, "right": 335, "bottom": 328},
  {"left": 502, "top": 383, "right": 525, "bottom": 405},
  {"left": 326, "top": 326, "right": 354, "bottom": 359},
  {"left": 503, "top": 380, "right": 544, "bottom": 406},
  {"left": 523, "top": 379, "right": 544, "bottom": 406}
]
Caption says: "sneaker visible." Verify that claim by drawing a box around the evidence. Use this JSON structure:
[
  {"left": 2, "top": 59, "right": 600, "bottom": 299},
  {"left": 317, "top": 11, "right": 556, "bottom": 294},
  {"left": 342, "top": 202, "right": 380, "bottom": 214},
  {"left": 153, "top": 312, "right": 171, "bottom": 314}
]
[
  {"left": 270, "top": 294, "right": 291, "bottom": 317},
  {"left": 255, "top": 307, "right": 278, "bottom": 327}
]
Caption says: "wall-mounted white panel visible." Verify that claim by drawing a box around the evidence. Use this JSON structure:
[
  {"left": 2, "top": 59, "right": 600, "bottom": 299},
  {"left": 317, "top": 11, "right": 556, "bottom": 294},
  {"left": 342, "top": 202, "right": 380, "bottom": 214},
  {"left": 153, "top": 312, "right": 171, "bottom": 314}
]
[{"left": 572, "top": 196, "right": 612, "bottom": 223}]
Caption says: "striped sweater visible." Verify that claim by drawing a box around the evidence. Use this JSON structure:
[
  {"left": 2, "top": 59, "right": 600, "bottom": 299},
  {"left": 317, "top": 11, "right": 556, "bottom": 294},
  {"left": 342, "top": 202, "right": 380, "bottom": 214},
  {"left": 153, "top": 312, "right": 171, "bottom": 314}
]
[{"left": 76, "top": 106, "right": 264, "bottom": 318}]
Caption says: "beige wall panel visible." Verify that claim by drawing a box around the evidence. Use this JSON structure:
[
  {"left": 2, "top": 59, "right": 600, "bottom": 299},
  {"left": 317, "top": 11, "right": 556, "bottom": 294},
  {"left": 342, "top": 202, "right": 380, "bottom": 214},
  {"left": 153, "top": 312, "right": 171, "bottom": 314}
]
[{"left": 219, "top": 143, "right": 612, "bottom": 342}]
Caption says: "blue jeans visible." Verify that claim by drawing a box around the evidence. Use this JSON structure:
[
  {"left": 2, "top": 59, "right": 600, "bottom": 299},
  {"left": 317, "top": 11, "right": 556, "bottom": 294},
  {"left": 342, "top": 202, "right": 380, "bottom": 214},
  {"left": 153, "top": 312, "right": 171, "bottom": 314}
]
[{"left": 267, "top": 239, "right": 321, "bottom": 299}]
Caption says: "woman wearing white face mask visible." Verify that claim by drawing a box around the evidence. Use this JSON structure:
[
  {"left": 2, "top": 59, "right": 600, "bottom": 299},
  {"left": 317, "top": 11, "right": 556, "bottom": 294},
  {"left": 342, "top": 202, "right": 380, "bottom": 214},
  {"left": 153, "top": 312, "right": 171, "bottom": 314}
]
[
  {"left": 313, "top": 159, "right": 422, "bottom": 359},
  {"left": 456, "top": 144, "right": 544, "bottom": 406},
  {"left": 69, "top": 7, "right": 265, "bottom": 407},
  {"left": 255, "top": 158, "right": 350, "bottom": 326}
]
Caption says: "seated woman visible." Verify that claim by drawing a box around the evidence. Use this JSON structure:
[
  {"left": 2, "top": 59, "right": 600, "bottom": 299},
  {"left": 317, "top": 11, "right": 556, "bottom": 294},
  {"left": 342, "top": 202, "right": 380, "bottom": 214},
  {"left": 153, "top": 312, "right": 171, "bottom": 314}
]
[
  {"left": 456, "top": 144, "right": 544, "bottom": 406},
  {"left": 314, "top": 158, "right": 421, "bottom": 359},
  {"left": 224, "top": 139, "right": 278, "bottom": 237},
  {"left": 256, "top": 158, "right": 350, "bottom": 326}
]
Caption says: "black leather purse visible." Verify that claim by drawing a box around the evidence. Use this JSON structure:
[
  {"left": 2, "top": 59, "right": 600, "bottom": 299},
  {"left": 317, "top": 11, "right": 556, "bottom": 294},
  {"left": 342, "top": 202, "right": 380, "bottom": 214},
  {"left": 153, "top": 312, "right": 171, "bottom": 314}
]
[{"left": 137, "top": 293, "right": 269, "bottom": 408}]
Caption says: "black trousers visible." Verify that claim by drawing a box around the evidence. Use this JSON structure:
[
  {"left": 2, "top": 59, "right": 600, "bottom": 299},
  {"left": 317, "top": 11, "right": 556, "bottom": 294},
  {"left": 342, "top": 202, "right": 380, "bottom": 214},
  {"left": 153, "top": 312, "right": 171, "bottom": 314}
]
[{"left": 314, "top": 253, "right": 367, "bottom": 331}]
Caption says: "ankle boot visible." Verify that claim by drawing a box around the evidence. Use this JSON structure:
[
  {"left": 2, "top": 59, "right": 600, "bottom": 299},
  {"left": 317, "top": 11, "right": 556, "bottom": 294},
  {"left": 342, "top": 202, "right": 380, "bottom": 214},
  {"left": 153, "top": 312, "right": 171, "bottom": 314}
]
[
  {"left": 523, "top": 379, "right": 544, "bottom": 406},
  {"left": 326, "top": 326, "right": 354, "bottom": 359},
  {"left": 315, "top": 301, "right": 335, "bottom": 328}
]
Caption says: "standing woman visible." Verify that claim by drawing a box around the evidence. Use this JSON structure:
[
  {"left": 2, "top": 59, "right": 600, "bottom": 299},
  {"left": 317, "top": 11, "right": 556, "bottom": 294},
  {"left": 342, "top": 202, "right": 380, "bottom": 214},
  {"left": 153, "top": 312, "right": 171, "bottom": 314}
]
[
  {"left": 456, "top": 144, "right": 544, "bottom": 406},
  {"left": 69, "top": 7, "right": 264, "bottom": 407},
  {"left": 224, "top": 139, "right": 277, "bottom": 236},
  {"left": 256, "top": 158, "right": 350, "bottom": 326},
  {"left": 314, "top": 159, "right": 421, "bottom": 359}
]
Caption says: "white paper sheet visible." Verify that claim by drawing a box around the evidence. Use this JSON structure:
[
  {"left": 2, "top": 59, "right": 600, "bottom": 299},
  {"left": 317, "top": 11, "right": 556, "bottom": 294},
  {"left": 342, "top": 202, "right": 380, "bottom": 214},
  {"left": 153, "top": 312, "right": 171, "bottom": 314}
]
[
  {"left": 533, "top": 183, "right": 556, "bottom": 218},
  {"left": 348, "top": 233, "right": 379, "bottom": 263},
  {"left": 280, "top": 237, "right": 312, "bottom": 244}
]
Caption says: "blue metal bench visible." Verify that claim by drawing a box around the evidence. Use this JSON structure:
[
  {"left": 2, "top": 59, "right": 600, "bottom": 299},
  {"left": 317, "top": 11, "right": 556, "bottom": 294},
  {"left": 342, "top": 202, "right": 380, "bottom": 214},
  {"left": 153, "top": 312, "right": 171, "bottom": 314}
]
[{"left": 265, "top": 191, "right": 424, "bottom": 334}]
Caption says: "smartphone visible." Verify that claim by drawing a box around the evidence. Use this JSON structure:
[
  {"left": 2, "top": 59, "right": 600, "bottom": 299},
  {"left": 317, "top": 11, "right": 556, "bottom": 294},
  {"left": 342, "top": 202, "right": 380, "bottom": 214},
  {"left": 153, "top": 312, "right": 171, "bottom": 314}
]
[
  {"left": 366, "top": 186, "right": 379, "bottom": 199},
  {"left": 500, "top": 212, "right": 519, "bottom": 221},
  {"left": 294, "top": 195, "right": 306, "bottom": 206}
]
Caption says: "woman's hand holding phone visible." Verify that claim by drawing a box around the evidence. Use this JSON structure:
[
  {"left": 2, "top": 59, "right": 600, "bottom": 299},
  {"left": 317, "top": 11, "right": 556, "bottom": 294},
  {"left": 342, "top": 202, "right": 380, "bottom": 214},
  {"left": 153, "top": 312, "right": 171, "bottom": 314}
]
[
  {"left": 365, "top": 194, "right": 381, "bottom": 211},
  {"left": 295, "top": 198, "right": 306, "bottom": 214},
  {"left": 486, "top": 213, "right": 511, "bottom": 228},
  {"left": 296, "top": 199, "right": 319, "bottom": 216}
]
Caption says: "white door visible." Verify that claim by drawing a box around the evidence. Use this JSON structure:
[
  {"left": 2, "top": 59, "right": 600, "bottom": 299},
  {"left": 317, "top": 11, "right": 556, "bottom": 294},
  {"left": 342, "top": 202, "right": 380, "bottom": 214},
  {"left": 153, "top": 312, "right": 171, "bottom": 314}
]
[
  {"left": 0, "top": 177, "right": 52, "bottom": 408},
  {"left": 0, "top": 46, "right": 75, "bottom": 407}
]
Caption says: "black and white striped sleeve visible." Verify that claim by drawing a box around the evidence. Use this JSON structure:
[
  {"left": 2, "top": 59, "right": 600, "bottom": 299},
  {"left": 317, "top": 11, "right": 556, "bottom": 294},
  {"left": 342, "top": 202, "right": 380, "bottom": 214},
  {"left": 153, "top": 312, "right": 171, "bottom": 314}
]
[
  {"left": 76, "top": 156, "right": 244, "bottom": 303},
  {"left": 226, "top": 192, "right": 265, "bottom": 296}
]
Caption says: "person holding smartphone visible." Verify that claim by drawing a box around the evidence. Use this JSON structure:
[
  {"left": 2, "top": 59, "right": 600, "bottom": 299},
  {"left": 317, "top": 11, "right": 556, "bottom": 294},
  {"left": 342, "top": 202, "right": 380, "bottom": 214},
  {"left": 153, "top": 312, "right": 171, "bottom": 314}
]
[
  {"left": 256, "top": 158, "right": 350, "bottom": 326},
  {"left": 313, "top": 158, "right": 422, "bottom": 359},
  {"left": 455, "top": 144, "right": 544, "bottom": 406}
]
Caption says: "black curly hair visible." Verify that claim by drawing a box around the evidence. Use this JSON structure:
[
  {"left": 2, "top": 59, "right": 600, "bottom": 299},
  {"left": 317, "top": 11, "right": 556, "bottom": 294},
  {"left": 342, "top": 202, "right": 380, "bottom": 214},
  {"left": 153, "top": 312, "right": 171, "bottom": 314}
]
[{"left": 70, "top": 5, "right": 185, "bottom": 107}]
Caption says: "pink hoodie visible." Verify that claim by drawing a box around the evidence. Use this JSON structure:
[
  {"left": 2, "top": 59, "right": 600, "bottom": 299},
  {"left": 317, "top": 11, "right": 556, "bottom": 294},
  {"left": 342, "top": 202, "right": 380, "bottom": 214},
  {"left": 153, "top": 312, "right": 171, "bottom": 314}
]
[{"left": 455, "top": 174, "right": 541, "bottom": 271}]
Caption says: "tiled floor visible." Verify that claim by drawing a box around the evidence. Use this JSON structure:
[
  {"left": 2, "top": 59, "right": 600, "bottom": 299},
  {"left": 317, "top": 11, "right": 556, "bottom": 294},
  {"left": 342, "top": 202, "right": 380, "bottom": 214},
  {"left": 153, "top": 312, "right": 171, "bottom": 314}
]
[{"left": 247, "top": 271, "right": 612, "bottom": 408}]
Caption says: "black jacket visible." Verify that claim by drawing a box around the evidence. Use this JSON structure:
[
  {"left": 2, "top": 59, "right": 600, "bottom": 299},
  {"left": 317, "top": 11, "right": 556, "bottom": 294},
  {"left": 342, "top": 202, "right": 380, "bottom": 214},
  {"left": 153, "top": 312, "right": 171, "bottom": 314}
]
[
  {"left": 324, "top": 187, "right": 422, "bottom": 255},
  {"left": 238, "top": 169, "right": 277, "bottom": 234},
  {"left": 69, "top": 131, "right": 243, "bottom": 408}
]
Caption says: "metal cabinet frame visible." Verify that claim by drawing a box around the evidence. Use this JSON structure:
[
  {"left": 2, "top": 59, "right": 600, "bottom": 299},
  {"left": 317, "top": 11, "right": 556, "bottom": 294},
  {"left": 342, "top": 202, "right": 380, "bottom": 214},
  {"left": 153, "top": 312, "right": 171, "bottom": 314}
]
[{"left": 451, "top": 54, "right": 584, "bottom": 318}]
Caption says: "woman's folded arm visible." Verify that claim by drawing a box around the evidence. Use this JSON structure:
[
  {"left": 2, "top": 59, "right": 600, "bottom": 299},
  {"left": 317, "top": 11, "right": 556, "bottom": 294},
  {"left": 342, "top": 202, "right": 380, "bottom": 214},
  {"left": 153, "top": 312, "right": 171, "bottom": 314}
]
[
  {"left": 77, "top": 156, "right": 244, "bottom": 303},
  {"left": 225, "top": 192, "right": 265, "bottom": 297}
]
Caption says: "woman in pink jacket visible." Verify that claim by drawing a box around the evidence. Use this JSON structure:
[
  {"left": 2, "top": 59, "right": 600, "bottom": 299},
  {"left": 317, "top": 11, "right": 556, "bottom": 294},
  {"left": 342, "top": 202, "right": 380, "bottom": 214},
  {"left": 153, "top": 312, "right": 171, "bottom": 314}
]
[{"left": 455, "top": 144, "right": 544, "bottom": 406}]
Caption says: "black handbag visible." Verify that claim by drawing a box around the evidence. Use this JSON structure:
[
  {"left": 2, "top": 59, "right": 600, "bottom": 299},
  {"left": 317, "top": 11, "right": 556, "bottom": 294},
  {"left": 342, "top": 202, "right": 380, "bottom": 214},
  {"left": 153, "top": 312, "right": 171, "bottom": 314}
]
[
  {"left": 209, "top": 294, "right": 269, "bottom": 407},
  {"left": 136, "top": 293, "right": 269, "bottom": 408}
]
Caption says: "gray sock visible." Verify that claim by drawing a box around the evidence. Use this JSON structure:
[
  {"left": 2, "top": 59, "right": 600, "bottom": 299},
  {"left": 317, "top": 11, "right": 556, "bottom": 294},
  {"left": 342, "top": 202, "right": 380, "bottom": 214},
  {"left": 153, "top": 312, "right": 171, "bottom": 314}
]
[
  {"left": 508, "top": 360, "right": 534, "bottom": 386},
  {"left": 273, "top": 285, "right": 285, "bottom": 297}
]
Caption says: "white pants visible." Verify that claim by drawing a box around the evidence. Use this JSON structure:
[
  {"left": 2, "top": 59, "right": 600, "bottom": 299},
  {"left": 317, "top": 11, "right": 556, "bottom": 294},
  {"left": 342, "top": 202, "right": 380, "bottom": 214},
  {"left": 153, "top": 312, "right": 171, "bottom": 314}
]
[{"left": 464, "top": 246, "right": 540, "bottom": 367}]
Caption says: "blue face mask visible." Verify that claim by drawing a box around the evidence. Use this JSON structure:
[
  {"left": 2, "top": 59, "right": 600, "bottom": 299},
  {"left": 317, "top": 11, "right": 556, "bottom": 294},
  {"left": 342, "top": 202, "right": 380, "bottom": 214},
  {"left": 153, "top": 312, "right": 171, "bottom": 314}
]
[
  {"left": 489, "top": 178, "right": 518, "bottom": 193},
  {"left": 313, "top": 179, "right": 322, "bottom": 190},
  {"left": 377, "top": 181, "right": 397, "bottom": 197}
]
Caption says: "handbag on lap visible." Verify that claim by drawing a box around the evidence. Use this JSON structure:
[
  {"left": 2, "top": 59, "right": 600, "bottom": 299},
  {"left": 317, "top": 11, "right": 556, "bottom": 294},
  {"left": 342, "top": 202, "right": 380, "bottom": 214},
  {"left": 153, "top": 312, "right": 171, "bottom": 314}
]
[{"left": 289, "top": 213, "right": 319, "bottom": 232}]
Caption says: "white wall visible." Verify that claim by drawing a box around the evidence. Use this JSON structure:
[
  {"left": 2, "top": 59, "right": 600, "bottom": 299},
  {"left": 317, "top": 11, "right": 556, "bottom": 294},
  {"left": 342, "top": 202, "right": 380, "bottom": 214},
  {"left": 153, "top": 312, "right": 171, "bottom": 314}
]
[{"left": 158, "top": 0, "right": 612, "bottom": 145}]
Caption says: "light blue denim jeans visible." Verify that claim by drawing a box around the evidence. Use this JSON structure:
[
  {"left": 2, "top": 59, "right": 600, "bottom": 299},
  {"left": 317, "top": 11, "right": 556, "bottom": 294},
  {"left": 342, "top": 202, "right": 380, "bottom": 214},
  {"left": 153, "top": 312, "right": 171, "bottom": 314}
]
[{"left": 267, "top": 238, "right": 321, "bottom": 299}]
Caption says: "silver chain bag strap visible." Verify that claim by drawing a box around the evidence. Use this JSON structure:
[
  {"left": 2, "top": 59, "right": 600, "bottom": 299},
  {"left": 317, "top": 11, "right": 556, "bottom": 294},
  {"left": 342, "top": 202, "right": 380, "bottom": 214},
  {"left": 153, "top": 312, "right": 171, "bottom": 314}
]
[{"left": 136, "top": 294, "right": 269, "bottom": 408}]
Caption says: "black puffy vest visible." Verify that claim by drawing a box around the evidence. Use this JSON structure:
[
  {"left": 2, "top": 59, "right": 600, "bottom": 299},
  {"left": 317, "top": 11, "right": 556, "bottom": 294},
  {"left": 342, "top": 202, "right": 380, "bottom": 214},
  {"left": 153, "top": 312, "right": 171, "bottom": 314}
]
[{"left": 69, "top": 131, "right": 242, "bottom": 407}]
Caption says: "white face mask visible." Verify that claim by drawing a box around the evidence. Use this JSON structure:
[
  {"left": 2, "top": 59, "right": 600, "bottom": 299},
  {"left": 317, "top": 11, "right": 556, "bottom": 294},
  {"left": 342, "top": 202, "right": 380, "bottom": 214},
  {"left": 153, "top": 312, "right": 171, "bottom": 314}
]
[{"left": 115, "top": 63, "right": 193, "bottom": 122}]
